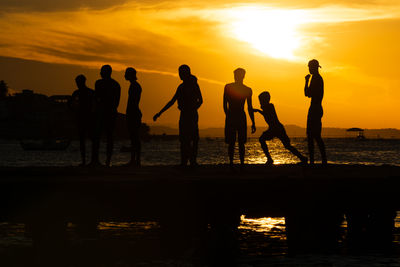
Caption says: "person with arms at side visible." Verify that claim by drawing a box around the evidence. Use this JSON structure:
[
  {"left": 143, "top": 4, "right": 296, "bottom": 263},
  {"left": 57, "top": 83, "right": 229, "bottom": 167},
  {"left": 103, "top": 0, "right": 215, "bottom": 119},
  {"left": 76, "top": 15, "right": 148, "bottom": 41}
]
[
  {"left": 90, "top": 65, "right": 121, "bottom": 167},
  {"left": 153, "top": 65, "right": 203, "bottom": 167},
  {"left": 223, "top": 68, "right": 256, "bottom": 167},
  {"left": 254, "top": 91, "right": 307, "bottom": 165},
  {"left": 70, "top": 74, "right": 95, "bottom": 166},
  {"left": 125, "top": 67, "right": 142, "bottom": 167},
  {"left": 304, "top": 59, "right": 327, "bottom": 165}
]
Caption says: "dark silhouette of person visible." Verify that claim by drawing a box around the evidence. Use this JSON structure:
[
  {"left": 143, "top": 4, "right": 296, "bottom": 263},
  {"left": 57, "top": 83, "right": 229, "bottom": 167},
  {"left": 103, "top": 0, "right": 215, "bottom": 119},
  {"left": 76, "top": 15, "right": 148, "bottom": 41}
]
[
  {"left": 153, "top": 65, "right": 203, "bottom": 166},
  {"left": 125, "top": 67, "right": 142, "bottom": 166},
  {"left": 304, "top": 59, "right": 327, "bottom": 165},
  {"left": 70, "top": 74, "right": 95, "bottom": 166},
  {"left": 90, "top": 65, "right": 121, "bottom": 167},
  {"left": 223, "top": 68, "right": 256, "bottom": 166},
  {"left": 254, "top": 91, "right": 307, "bottom": 165}
]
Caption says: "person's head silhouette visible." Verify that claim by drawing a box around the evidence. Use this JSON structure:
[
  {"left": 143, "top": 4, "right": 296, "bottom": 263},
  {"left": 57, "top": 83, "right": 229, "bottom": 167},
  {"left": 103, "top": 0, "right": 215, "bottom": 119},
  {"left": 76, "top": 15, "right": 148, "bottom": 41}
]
[
  {"left": 308, "top": 59, "right": 321, "bottom": 75},
  {"left": 75, "top": 74, "right": 86, "bottom": 89},
  {"left": 125, "top": 67, "right": 137, "bottom": 81},
  {"left": 258, "top": 91, "right": 271, "bottom": 107},
  {"left": 179, "top": 64, "right": 191, "bottom": 81},
  {"left": 234, "top": 68, "right": 246, "bottom": 84},
  {"left": 100, "top": 65, "right": 112, "bottom": 79}
]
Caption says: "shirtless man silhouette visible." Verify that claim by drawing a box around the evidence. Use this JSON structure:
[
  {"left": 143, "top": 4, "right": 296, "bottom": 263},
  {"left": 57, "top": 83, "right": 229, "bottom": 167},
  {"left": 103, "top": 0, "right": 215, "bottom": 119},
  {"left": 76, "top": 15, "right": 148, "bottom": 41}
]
[
  {"left": 223, "top": 68, "right": 256, "bottom": 166},
  {"left": 304, "top": 59, "right": 327, "bottom": 165},
  {"left": 125, "top": 67, "right": 142, "bottom": 167}
]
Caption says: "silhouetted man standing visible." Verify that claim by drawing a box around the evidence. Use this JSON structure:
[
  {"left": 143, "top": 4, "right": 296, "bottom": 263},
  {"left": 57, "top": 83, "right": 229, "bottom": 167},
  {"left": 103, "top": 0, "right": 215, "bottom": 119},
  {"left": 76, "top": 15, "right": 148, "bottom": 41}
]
[
  {"left": 153, "top": 65, "right": 203, "bottom": 166},
  {"left": 223, "top": 68, "right": 256, "bottom": 166},
  {"left": 91, "top": 65, "right": 121, "bottom": 167},
  {"left": 304, "top": 59, "right": 327, "bottom": 165},
  {"left": 125, "top": 67, "right": 142, "bottom": 167},
  {"left": 71, "top": 74, "right": 95, "bottom": 166}
]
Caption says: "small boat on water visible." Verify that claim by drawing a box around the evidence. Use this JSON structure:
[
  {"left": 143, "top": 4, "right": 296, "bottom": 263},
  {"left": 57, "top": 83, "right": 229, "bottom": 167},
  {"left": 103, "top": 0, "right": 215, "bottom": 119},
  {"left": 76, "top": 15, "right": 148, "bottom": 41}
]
[
  {"left": 20, "top": 138, "right": 70, "bottom": 151},
  {"left": 346, "top": 128, "right": 366, "bottom": 140}
]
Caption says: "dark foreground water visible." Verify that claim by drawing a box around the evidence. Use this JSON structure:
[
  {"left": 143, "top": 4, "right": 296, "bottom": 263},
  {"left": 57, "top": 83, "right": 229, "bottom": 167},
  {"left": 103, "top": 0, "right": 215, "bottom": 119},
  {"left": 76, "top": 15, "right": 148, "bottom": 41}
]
[
  {"left": 1, "top": 138, "right": 400, "bottom": 266},
  {"left": 2, "top": 216, "right": 400, "bottom": 266}
]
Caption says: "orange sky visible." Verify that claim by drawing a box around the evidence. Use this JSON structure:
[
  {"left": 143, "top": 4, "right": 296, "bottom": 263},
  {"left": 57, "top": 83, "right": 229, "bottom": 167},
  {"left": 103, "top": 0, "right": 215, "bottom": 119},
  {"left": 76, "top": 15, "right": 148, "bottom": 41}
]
[{"left": 0, "top": 0, "right": 399, "bottom": 129}]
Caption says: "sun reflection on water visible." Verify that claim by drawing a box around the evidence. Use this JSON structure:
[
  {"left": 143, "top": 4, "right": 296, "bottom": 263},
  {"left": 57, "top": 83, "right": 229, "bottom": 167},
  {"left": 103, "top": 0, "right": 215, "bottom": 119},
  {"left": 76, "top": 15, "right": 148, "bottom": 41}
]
[{"left": 240, "top": 215, "right": 286, "bottom": 239}]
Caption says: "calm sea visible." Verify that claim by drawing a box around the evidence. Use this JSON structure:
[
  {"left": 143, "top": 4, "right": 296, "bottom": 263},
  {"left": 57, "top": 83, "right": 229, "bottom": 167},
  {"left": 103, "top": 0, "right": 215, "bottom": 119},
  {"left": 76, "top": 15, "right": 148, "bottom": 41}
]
[{"left": 1, "top": 137, "right": 399, "bottom": 167}]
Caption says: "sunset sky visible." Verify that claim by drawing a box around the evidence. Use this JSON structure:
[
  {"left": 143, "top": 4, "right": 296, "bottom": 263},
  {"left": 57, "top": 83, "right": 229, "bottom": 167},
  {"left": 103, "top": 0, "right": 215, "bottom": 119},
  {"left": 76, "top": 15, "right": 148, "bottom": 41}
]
[{"left": 0, "top": 0, "right": 399, "bottom": 129}]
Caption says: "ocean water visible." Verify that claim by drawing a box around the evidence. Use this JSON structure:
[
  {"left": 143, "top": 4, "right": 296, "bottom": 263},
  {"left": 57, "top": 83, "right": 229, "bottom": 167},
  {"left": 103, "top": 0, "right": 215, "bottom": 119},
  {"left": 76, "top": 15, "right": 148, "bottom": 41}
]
[{"left": 1, "top": 137, "right": 399, "bottom": 167}]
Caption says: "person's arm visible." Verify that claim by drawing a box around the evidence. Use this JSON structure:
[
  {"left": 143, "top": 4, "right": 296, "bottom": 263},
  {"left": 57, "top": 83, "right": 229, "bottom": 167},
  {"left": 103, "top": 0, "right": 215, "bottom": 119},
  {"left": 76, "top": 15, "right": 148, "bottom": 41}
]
[
  {"left": 247, "top": 91, "right": 256, "bottom": 133},
  {"left": 252, "top": 108, "right": 262, "bottom": 114},
  {"left": 304, "top": 74, "right": 311, "bottom": 97},
  {"left": 153, "top": 89, "right": 178, "bottom": 121},
  {"left": 196, "top": 83, "right": 203, "bottom": 109},
  {"left": 223, "top": 85, "right": 228, "bottom": 115}
]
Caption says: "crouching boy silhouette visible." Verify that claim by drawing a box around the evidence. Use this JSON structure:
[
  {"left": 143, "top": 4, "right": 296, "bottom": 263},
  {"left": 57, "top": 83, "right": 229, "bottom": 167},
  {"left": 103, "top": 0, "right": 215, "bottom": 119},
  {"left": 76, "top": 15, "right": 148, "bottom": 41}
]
[{"left": 254, "top": 91, "right": 307, "bottom": 165}]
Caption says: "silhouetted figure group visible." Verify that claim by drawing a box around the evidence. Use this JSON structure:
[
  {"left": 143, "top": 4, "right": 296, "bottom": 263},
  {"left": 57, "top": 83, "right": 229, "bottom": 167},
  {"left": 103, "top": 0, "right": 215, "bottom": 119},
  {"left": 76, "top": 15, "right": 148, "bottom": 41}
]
[
  {"left": 71, "top": 59, "right": 327, "bottom": 167},
  {"left": 71, "top": 65, "right": 141, "bottom": 167}
]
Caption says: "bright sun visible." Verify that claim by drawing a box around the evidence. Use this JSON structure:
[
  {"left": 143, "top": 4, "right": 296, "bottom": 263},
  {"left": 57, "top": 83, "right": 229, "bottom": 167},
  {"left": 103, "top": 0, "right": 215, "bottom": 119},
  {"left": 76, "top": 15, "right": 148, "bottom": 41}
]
[{"left": 228, "top": 7, "right": 307, "bottom": 60}]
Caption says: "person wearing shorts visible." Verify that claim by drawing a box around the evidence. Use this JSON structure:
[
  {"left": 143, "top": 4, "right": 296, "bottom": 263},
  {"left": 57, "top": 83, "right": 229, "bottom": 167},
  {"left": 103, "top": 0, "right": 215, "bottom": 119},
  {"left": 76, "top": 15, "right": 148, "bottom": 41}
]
[
  {"left": 223, "top": 68, "right": 256, "bottom": 166},
  {"left": 304, "top": 59, "right": 327, "bottom": 165},
  {"left": 125, "top": 67, "right": 142, "bottom": 167},
  {"left": 153, "top": 65, "right": 203, "bottom": 167},
  {"left": 255, "top": 91, "right": 307, "bottom": 165}
]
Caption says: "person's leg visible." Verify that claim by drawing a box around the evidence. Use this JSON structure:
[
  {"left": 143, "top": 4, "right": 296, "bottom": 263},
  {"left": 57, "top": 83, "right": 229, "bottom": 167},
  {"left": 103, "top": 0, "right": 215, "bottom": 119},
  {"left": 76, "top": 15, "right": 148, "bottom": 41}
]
[
  {"left": 191, "top": 139, "right": 198, "bottom": 166},
  {"left": 238, "top": 116, "right": 247, "bottom": 166},
  {"left": 228, "top": 142, "right": 235, "bottom": 166},
  {"left": 129, "top": 133, "right": 136, "bottom": 165},
  {"left": 90, "top": 112, "right": 102, "bottom": 165},
  {"left": 190, "top": 112, "right": 199, "bottom": 166},
  {"left": 78, "top": 119, "right": 86, "bottom": 166},
  {"left": 315, "top": 135, "right": 327, "bottom": 164},
  {"left": 238, "top": 141, "right": 245, "bottom": 165},
  {"left": 105, "top": 113, "right": 116, "bottom": 167},
  {"left": 126, "top": 118, "right": 135, "bottom": 165},
  {"left": 315, "top": 114, "right": 327, "bottom": 165},
  {"left": 133, "top": 128, "right": 141, "bottom": 166},
  {"left": 79, "top": 131, "right": 86, "bottom": 166},
  {"left": 307, "top": 134, "right": 315, "bottom": 165},
  {"left": 179, "top": 112, "right": 190, "bottom": 166},
  {"left": 225, "top": 117, "right": 236, "bottom": 166},
  {"left": 280, "top": 135, "right": 307, "bottom": 163},
  {"left": 259, "top": 131, "right": 273, "bottom": 164},
  {"left": 180, "top": 140, "right": 190, "bottom": 166},
  {"left": 306, "top": 112, "right": 315, "bottom": 165}
]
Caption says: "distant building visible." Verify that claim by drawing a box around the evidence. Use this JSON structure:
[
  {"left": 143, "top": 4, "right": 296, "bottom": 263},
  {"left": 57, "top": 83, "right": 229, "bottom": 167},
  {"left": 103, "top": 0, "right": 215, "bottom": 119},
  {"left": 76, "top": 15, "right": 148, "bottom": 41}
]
[
  {"left": 0, "top": 89, "right": 150, "bottom": 140},
  {"left": 0, "top": 89, "right": 74, "bottom": 139}
]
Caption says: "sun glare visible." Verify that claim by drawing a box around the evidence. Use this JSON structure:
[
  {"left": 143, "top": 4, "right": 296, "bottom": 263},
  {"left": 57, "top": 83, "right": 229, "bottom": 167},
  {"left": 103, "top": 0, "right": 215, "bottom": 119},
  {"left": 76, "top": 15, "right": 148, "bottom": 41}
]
[{"left": 227, "top": 7, "right": 308, "bottom": 60}]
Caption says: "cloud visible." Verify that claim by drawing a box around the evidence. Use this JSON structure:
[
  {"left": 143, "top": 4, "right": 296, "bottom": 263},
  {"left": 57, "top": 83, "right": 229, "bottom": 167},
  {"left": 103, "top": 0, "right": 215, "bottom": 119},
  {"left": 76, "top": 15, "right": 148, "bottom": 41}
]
[{"left": 0, "top": 0, "right": 129, "bottom": 11}]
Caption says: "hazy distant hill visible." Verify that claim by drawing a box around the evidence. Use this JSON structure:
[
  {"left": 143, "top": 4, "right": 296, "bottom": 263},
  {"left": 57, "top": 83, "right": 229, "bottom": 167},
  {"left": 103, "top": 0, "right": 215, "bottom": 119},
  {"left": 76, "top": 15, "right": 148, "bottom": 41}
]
[{"left": 149, "top": 124, "right": 400, "bottom": 139}]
